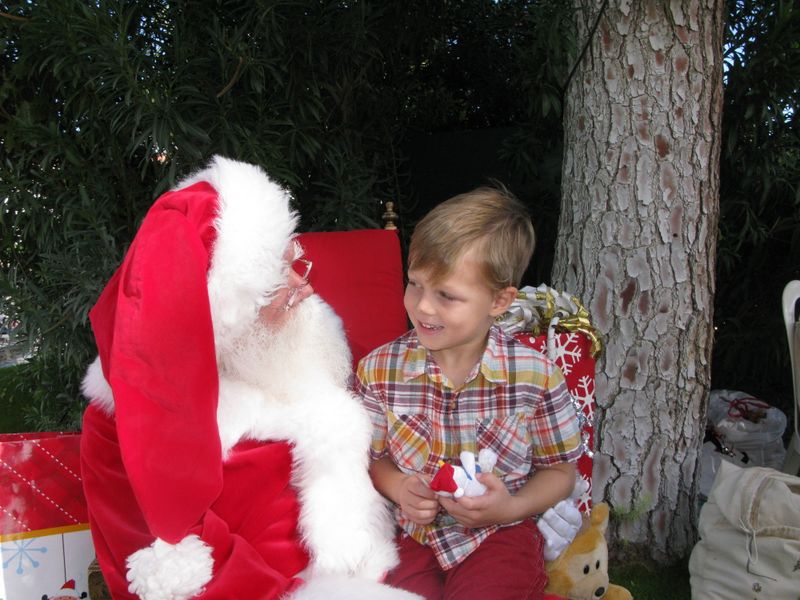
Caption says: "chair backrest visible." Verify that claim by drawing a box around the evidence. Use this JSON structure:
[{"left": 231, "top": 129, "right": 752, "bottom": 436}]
[
  {"left": 298, "top": 229, "right": 408, "bottom": 368},
  {"left": 783, "top": 281, "right": 800, "bottom": 439}
]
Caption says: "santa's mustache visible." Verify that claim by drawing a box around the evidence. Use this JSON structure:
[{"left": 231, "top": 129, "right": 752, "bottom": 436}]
[{"left": 221, "top": 315, "right": 292, "bottom": 383}]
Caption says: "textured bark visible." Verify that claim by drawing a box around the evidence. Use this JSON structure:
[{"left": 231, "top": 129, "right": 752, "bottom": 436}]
[{"left": 553, "top": 0, "right": 724, "bottom": 562}]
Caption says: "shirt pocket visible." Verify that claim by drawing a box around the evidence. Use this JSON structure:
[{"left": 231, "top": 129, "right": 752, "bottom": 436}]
[
  {"left": 476, "top": 413, "right": 531, "bottom": 478},
  {"left": 387, "top": 412, "right": 432, "bottom": 474}
]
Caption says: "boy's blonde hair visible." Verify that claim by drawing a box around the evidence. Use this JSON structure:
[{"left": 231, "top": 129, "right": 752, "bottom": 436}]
[{"left": 408, "top": 185, "right": 535, "bottom": 290}]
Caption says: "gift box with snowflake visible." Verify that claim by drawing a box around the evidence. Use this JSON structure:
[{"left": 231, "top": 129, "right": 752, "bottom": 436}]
[
  {"left": 0, "top": 432, "right": 94, "bottom": 598},
  {"left": 498, "top": 285, "right": 602, "bottom": 514}
]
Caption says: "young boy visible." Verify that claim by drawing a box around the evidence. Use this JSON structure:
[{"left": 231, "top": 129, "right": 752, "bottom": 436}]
[{"left": 355, "top": 186, "right": 583, "bottom": 599}]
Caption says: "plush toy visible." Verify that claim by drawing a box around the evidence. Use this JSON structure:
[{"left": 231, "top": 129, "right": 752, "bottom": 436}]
[
  {"left": 429, "top": 449, "right": 498, "bottom": 498},
  {"left": 543, "top": 503, "right": 632, "bottom": 600},
  {"left": 430, "top": 454, "right": 586, "bottom": 563}
]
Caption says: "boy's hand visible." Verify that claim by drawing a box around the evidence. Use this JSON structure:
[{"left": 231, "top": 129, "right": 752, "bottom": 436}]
[
  {"left": 397, "top": 475, "right": 440, "bottom": 525},
  {"left": 438, "top": 472, "right": 519, "bottom": 528}
]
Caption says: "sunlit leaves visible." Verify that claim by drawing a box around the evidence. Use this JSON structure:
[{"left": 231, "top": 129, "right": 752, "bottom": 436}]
[{"left": 713, "top": 0, "right": 800, "bottom": 410}]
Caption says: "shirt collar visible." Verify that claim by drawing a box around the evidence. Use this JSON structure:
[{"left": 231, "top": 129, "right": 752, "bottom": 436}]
[
  {"left": 401, "top": 325, "right": 510, "bottom": 384},
  {"left": 402, "top": 333, "right": 428, "bottom": 381},
  {"left": 479, "top": 325, "right": 509, "bottom": 384}
]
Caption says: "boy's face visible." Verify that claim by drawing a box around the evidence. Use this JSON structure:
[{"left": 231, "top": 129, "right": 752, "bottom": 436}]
[{"left": 404, "top": 249, "right": 516, "bottom": 360}]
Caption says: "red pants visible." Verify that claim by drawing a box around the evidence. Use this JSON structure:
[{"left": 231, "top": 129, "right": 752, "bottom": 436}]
[{"left": 383, "top": 520, "right": 547, "bottom": 600}]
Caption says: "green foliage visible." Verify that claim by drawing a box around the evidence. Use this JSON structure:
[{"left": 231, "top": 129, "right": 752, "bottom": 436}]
[
  {"left": 0, "top": 0, "right": 410, "bottom": 429},
  {"left": 2, "top": 0, "right": 795, "bottom": 436},
  {"left": 713, "top": 0, "right": 800, "bottom": 416},
  {"left": 609, "top": 558, "right": 691, "bottom": 599},
  {"left": 0, "top": 364, "right": 33, "bottom": 433},
  {"left": 0, "top": 0, "right": 575, "bottom": 430}
]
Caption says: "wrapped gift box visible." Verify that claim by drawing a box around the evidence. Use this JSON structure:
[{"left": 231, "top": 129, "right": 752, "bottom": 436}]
[
  {"left": 1, "top": 432, "right": 94, "bottom": 599},
  {"left": 514, "top": 331, "right": 597, "bottom": 513}
]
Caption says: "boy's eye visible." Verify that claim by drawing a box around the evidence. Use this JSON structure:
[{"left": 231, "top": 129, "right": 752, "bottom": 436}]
[{"left": 439, "top": 291, "right": 457, "bottom": 301}]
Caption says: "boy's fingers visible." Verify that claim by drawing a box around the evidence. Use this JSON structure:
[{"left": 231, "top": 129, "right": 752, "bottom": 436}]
[
  {"left": 438, "top": 496, "right": 456, "bottom": 512},
  {"left": 477, "top": 472, "right": 503, "bottom": 490},
  {"left": 412, "top": 475, "right": 437, "bottom": 498},
  {"left": 415, "top": 497, "right": 439, "bottom": 511}
]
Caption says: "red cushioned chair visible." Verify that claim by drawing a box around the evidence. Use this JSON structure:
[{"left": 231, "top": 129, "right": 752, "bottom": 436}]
[{"left": 298, "top": 228, "right": 408, "bottom": 369}]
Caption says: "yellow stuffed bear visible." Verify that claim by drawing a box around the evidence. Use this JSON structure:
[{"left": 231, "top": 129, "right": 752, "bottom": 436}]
[{"left": 544, "top": 502, "right": 633, "bottom": 600}]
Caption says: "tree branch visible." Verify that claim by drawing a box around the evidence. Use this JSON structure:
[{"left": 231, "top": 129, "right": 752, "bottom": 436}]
[
  {"left": 560, "top": 0, "right": 609, "bottom": 98},
  {"left": 216, "top": 57, "right": 245, "bottom": 98},
  {"left": 1, "top": 11, "right": 29, "bottom": 21}
]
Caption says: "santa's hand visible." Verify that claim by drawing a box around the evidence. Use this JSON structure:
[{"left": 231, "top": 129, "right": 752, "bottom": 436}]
[
  {"left": 439, "top": 472, "right": 514, "bottom": 528},
  {"left": 538, "top": 499, "right": 582, "bottom": 561},
  {"left": 397, "top": 474, "right": 439, "bottom": 526}
]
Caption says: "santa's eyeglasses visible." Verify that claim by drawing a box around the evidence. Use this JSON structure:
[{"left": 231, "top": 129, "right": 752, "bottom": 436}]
[
  {"left": 284, "top": 241, "right": 312, "bottom": 311},
  {"left": 291, "top": 257, "right": 313, "bottom": 282}
]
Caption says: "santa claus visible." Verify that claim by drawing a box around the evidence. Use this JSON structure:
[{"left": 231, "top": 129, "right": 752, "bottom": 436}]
[{"left": 79, "top": 156, "right": 419, "bottom": 600}]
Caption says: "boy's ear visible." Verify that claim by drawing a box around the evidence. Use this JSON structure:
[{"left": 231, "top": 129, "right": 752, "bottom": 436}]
[{"left": 490, "top": 286, "right": 518, "bottom": 317}]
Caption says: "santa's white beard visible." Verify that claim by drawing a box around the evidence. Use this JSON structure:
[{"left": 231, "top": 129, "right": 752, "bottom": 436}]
[
  {"left": 218, "top": 313, "right": 291, "bottom": 392},
  {"left": 217, "top": 295, "right": 352, "bottom": 396}
]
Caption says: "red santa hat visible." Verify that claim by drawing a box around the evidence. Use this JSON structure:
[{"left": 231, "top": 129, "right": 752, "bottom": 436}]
[
  {"left": 429, "top": 461, "right": 459, "bottom": 495},
  {"left": 53, "top": 579, "right": 80, "bottom": 598},
  {"left": 81, "top": 156, "right": 298, "bottom": 580}
]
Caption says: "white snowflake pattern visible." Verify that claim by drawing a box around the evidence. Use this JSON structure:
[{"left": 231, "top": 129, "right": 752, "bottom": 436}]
[
  {"left": 576, "top": 475, "right": 592, "bottom": 514},
  {"left": 572, "top": 374, "right": 595, "bottom": 420},
  {"left": 2, "top": 537, "right": 47, "bottom": 574},
  {"left": 552, "top": 333, "right": 583, "bottom": 376}
]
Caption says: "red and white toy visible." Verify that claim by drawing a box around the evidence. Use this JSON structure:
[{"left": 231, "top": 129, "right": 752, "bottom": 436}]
[
  {"left": 45, "top": 579, "right": 86, "bottom": 600},
  {"left": 429, "top": 449, "right": 498, "bottom": 498}
]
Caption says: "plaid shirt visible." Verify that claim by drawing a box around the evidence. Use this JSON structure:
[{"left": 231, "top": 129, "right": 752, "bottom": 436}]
[{"left": 355, "top": 325, "right": 582, "bottom": 569}]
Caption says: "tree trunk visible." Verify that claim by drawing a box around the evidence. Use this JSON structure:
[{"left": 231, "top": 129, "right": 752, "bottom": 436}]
[{"left": 553, "top": 0, "right": 724, "bottom": 562}]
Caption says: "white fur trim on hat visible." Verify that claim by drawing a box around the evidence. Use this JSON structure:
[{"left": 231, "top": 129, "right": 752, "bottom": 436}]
[
  {"left": 176, "top": 156, "right": 299, "bottom": 358},
  {"left": 126, "top": 535, "right": 213, "bottom": 600},
  {"left": 81, "top": 355, "right": 115, "bottom": 415}
]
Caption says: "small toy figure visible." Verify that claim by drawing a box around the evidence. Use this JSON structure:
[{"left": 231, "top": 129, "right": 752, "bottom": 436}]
[
  {"left": 42, "top": 579, "right": 87, "bottom": 600},
  {"left": 429, "top": 449, "right": 498, "bottom": 498}
]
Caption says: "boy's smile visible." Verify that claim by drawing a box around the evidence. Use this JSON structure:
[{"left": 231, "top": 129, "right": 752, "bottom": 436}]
[{"left": 404, "top": 249, "right": 516, "bottom": 381}]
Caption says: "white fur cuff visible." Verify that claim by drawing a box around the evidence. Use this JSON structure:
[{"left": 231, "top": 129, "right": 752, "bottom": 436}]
[{"left": 126, "top": 535, "right": 214, "bottom": 600}]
